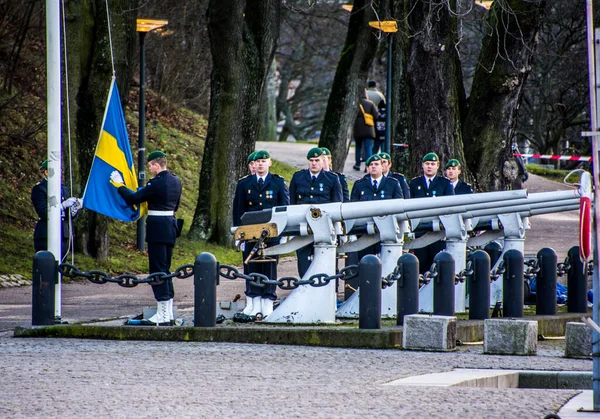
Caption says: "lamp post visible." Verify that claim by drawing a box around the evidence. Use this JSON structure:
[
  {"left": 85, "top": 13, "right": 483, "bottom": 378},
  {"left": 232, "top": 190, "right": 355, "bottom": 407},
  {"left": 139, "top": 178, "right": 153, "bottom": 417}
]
[
  {"left": 368, "top": 20, "right": 398, "bottom": 154},
  {"left": 135, "top": 18, "right": 168, "bottom": 251}
]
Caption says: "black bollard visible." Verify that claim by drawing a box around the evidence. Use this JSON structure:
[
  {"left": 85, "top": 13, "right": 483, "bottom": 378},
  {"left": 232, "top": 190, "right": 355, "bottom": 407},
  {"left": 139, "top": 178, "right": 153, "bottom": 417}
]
[
  {"left": 503, "top": 249, "right": 524, "bottom": 318},
  {"left": 433, "top": 251, "right": 455, "bottom": 316},
  {"left": 567, "top": 246, "right": 588, "bottom": 313},
  {"left": 536, "top": 248, "right": 557, "bottom": 315},
  {"left": 396, "top": 253, "right": 419, "bottom": 326},
  {"left": 32, "top": 251, "right": 57, "bottom": 326},
  {"left": 194, "top": 252, "right": 218, "bottom": 327},
  {"left": 358, "top": 254, "right": 382, "bottom": 330},
  {"left": 468, "top": 250, "right": 490, "bottom": 320},
  {"left": 484, "top": 241, "right": 503, "bottom": 268}
]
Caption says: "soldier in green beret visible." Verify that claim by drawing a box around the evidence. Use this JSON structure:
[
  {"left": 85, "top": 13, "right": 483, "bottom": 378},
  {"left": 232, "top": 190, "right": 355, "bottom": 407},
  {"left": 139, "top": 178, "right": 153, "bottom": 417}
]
[
  {"left": 232, "top": 149, "right": 290, "bottom": 318},
  {"left": 247, "top": 151, "right": 257, "bottom": 175},
  {"left": 444, "top": 159, "right": 473, "bottom": 195},
  {"left": 378, "top": 152, "right": 410, "bottom": 199},
  {"left": 408, "top": 152, "right": 454, "bottom": 273},
  {"left": 110, "top": 150, "right": 183, "bottom": 325},
  {"left": 289, "top": 147, "right": 342, "bottom": 277}
]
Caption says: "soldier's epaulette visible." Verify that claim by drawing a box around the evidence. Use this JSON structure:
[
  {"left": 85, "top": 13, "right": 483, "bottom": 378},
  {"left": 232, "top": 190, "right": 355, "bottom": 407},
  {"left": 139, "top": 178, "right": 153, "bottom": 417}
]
[
  {"left": 393, "top": 171, "right": 405, "bottom": 177},
  {"left": 411, "top": 176, "right": 421, "bottom": 181},
  {"left": 355, "top": 177, "right": 368, "bottom": 183},
  {"left": 238, "top": 174, "right": 251, "bottom": 180},
  {"left": 271, "top": 173, "right": 286, "bottom": 180}
]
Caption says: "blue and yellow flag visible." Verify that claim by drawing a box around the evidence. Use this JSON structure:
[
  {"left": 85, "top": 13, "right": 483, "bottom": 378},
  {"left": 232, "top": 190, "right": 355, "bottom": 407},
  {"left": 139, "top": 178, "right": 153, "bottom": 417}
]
[{"left": 83, "top": 78, "right": 143, "bottom": 221}]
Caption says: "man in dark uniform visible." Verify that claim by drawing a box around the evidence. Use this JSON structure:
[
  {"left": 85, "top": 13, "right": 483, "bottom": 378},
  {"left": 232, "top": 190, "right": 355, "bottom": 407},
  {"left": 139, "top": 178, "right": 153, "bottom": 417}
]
[
  {"left": 379, "top": 152, "right": 410, "bottom": 199},
  {"left": 320, "top": 147, "right": 349, "bottom": 202},
  {"left": 444, "top": 159, "right": 473, "bottom": 195},
  {"left": 232, "top": 149, "right": 290, "bottom": 318},
  {"left": 409, "top": 152, "right": 455, "bottom": 273},
  {"left": 351, "top": 154, "right": 402, "bottom": 258},
  {"left": 289, "top": 147, "right": 343, "bottom": 277},
  {"left": 31, "top": 160, "right": 80, "bottom": 257},
  {"left": 110, "top": 150, "right": 182, "bottom": 326}
]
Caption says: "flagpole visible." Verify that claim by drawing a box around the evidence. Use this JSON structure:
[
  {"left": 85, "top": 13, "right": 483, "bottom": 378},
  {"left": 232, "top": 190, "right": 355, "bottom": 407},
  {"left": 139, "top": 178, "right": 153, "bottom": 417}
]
[{"left": 46, "top": 0, "right": 62, "bottom": 319}]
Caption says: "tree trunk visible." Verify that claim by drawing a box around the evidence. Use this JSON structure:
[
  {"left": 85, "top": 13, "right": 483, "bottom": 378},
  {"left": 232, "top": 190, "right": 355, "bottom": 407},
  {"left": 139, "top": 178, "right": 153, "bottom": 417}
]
[
  {"left": 405, "top": 0, "right": 466, "bottom": 176},
  {"left": 189, "top": 0, "right": 280, "bottom": 245},
  {"left": 259, "top": 59, "right": 278, "bottom": 142},
  {"left": 64, "top": 0, "right": 137, "bottom": 260},
  {"left": 462, "top": 0, "right": 545, "bottom": 191},
  {"left": 318, "top": 0, "right": 384, "bottom": 172}
]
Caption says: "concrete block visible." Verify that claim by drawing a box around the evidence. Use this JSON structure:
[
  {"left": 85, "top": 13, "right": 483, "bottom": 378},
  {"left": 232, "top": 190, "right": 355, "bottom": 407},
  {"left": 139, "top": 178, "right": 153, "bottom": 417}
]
[
  {"left": 483, "top": 318, "right": 537, "bottom": 355},
  {"left": 565, "top": 322, "right": 592, "bottom": 359},
  {"left": 402, "top": 314, "right": 457, "bottom": 352}
]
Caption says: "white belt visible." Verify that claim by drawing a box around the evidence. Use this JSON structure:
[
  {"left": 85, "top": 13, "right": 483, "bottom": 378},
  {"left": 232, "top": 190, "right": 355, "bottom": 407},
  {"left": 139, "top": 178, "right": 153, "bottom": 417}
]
[{"left": 148, "top": 210, "right": 174, "bottom": 216}]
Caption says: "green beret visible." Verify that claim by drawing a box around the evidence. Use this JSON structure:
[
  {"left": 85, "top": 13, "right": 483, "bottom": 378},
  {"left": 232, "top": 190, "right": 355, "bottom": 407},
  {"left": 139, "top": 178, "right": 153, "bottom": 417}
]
[
  {"left": 445, "top": 159, "right": 461, "bottom": 169},
  {"left": 147, "top": 150, "right": 166, "bottom": 162},
  {"left": 247, "top": 151, "right": 256, "bottom": 163},
  {"left": 320, "top": 147, "right": 331, "bottom": 156},
  {"left": 41, "top": 160, "right": 48, "bottom": 170},
  {"left": 254, "top": 149, "right": 270, "bottom": 160},
  {"left": 422, "top": 152, "right": 439, "bottom": 163},
  {"left": 306, "top": 147, "right": 324, "bottom": 159},
  {"left": 366, "top": 154, "right": 382, "bottom": 166},
  {"left": 379, "top": 152, "right": 391, "bottom": 161}
]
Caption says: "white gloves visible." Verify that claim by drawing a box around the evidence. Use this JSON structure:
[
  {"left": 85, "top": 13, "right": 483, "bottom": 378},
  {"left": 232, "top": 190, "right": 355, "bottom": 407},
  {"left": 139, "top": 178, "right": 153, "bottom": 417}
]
[
  {"left": 61, "top": 197, "right": 78, "bottom": 209},
  {"left": 110, "top": 170, "right": 124, "bottom": 185},
  {"left": 70, "top": 198, "right": 83, "bottom": 217}
]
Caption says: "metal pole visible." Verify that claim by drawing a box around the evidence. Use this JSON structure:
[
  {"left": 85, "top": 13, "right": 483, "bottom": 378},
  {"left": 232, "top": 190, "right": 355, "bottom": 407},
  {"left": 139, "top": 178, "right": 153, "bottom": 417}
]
[
  {"left": 433, "top": 251, "right": 455, "bottom": 316},
  {"left": 396, "top": 253, "right": 419, "bottom": 325},
  {"left": 137, "top": 31, "right": 147, "bottom": 251},
  {"left": 502, "top": 249, "right": 524, "bottom": 318},
  {"left": 384, "top": 33, "right": 393, "bottom": 154},
  {"left": 32, "top": 251, "right": 57, "bottom": 325},
  {"left": 358, "top": 254, "right": 382, "bottom": 330},
  {"left": 535, "top": 248, "right": 557, "bottom": 316},
  {"left": 567, "top": 246, "right": 588, "bottom": 313},
  {"left": 468, "top": 250, "right": 490, "bottom": 320},
  {"left": 586, "top": 0, "right": 600, "bottom": 407},
  {"left": 46, "top": 0, "right": 62, "bottom": 319},
  {"left": 194, "top": 252, "right": 218, "bottom": 327}
]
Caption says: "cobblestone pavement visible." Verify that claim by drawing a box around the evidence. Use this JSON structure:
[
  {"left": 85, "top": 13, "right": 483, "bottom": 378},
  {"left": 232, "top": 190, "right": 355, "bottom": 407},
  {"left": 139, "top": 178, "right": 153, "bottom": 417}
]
[{"left": 0, "top": 332, "right": 590, "bottom": 418}]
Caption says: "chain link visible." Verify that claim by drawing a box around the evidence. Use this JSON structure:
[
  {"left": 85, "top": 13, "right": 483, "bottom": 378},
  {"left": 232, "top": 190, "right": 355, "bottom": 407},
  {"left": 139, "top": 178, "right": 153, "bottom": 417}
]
[
  {"left": 524, "top": 258, "right": 540, "bottom": 280},
  {"left": 455, "top": 261, "right": 473, "bottom": 284},
  {"left": 490, "top": 260, "right": 505, "bottom": 282},
  {"left": 557, "top": 254, "right": 571, "bottom": 277},
  {"left": 381, "top": 264, "right": 402, "bottom": 289},
  {"left": 58, "top": 263, "right": 194, "bottom": 288}
]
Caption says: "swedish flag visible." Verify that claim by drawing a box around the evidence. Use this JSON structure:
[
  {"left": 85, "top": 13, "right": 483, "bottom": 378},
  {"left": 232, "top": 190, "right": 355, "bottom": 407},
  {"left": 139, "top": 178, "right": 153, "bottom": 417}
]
[{"left": 83, "top": 78, "right": 142, "bottom": 221}]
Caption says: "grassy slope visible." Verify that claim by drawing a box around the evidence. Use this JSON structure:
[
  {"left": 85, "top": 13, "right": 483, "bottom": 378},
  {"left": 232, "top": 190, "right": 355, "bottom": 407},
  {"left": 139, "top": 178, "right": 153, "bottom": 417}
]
[{"left": 0, "top": 83, "right": 297, "bottom": 278}]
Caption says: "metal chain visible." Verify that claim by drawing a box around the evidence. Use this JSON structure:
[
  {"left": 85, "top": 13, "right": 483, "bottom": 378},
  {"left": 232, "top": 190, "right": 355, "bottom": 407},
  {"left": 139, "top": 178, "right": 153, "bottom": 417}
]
[
  {"left": 490, "top": 260, "right": 505, "bottom": 283},
  {"left": 455, "top": 261, "right": 473, "bottom": 284},
  {"left": 524, "top": 258, "right": 540, "bottom": 280},
  {"left": 58, "top": 263, "right": 194, "bottom": 287},
  {"left": 557, "top": 255, "right": 572, "bottom": 277},
  {"left": 381, "top": 264, "right": 402, "bottom": 289},
  {"left": 218, "top": 264, "right": 359, "bottom": 291}
]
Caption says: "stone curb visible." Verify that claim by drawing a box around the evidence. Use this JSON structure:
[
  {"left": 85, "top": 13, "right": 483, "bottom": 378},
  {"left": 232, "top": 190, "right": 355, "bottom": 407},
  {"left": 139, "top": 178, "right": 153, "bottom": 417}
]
[
  {"left": 14, "top": 312, "right": 588, "bottom": 349},
  {"left": 0, "top": 274, "right": 30, "bottom": 288}
]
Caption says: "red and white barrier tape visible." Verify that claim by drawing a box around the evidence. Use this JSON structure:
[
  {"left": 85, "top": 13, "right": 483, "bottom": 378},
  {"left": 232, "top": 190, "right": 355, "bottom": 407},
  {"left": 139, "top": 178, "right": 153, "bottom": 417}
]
[{"left": 513, "top": 153, "right": 592, "bottom": 162}]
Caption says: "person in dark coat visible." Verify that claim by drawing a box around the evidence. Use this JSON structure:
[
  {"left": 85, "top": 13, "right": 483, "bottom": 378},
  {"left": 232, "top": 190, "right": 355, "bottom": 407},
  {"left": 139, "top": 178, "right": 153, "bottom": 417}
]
[
  {"left": 379, "top": 152, "right": 410, "bottom": 199},
  {"left": 444, "top": 159, "right": 473, "bottom": 195},
  {"left": 31, "top": 160, "right": 80, "bottom": 258},
  {"left": 110, "top": 150, "right": 182, "bottom": 325},
  {"left": 289, "top": 147, "right": 343, "bottom": 277},
  {"left": 320, "top": 147, "right": 349, "bottom": 202},
  {"left": 409, "top": 152, "right": 455, "bottom": 274},
  {"left": 232, "top": 149, "right": 290, "bottom": 318},
  {"left": 351, "top": 154, "right": 402, "bottom": 258},
  {"left": 353, "top": 90, "right": 379, "bottom": 172}
]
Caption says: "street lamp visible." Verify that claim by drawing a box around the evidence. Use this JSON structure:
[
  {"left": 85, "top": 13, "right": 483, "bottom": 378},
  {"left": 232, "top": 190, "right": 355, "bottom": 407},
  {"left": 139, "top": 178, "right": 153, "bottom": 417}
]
[
  {"left": 135, "top": 18, "right": 168, "bottom": 251},
  {"left": 368, "top": 20, "right": 398, "bottom": 154}
]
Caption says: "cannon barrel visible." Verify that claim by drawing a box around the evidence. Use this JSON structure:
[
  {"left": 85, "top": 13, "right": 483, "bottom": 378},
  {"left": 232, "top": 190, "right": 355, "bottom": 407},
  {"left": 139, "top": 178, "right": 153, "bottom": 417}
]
[{"left": 235, "top": 189, "right": 528, "bottom": 237}]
